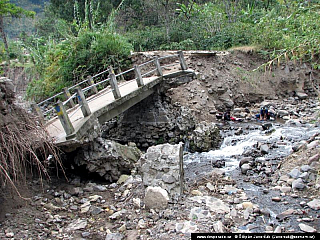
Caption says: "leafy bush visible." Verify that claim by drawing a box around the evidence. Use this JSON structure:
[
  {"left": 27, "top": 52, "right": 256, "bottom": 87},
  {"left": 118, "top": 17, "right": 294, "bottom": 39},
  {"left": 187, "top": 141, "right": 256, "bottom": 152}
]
[
  {"left": 26, "top": 29, "right": 133, "bottom": 101},
  {"left": 126, "top": 26, "right": 168, "bottom": 52},
  {"left": 253, "top": 2, "right": 320, "bottom": 69}
]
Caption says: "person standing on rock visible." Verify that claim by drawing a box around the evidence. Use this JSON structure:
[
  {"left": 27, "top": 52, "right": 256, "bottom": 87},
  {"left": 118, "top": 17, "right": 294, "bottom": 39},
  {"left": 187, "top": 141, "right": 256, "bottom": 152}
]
[
  {"left": 260, "top": 107, "right": 268, "bottom": 120},
  {"left": 223, "top": 110, "right": 231, "bottom": 121}
]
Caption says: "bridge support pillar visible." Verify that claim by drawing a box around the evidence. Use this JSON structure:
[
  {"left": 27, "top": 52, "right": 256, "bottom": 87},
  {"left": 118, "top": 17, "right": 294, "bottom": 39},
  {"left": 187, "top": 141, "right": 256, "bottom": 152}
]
[
  {"left": 54, "top": 101, "right": 75, "bottom": 136},
  {"left": 109, "top": 73, "right": 121, "bottom": 99},
  {"left": 134, "top": 65, "right": 144, "bottom": 87},
  {"left": 76, "top": 87, "right": 91, "bottom": 117},
  {"left": 178, "top": 51, "right": 188, "bottom": 70},
  {"left": 31, "top": 103, "right": 45, "bottom": 124},
  {"left": 154, "top": 57, "right": 163, "bottom": 76},
  {"left": 63, "top": 87, "right": 75, "bottom": 108}
]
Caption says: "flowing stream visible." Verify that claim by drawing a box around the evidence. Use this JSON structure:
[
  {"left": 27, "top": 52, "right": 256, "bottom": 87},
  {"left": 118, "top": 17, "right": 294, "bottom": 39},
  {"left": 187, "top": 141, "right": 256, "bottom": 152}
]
[
  {"left": 184, "top": 121, "right": 320, "bottom": 232},
  {"left": 184, "top": 122, "right": 319, "bottom": 177}
]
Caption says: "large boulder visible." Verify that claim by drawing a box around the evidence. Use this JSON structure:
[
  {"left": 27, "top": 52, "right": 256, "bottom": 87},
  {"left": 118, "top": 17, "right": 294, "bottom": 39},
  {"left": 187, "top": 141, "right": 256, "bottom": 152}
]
[
  {"left": 189, "top": 121, "right": 221, "bottom": 152},
  {"left": 74, "top": 138, "right": 142, "bottom": 182},
  {"left": 138, "top": 143, "right": 184, "bottom": 200},
  {"left": 144, "top": 186, "right": 169, "bottom": 210}
]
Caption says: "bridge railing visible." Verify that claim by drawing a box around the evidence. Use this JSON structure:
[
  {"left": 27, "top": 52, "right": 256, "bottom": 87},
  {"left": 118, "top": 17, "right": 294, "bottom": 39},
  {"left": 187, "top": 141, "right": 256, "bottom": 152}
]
[{"left": 34, "top": 51, "right": 188, "bottom": 137}]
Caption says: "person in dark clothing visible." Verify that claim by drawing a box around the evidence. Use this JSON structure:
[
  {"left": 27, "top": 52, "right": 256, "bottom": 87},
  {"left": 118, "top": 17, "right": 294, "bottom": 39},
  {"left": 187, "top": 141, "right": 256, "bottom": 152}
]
[
  {"left": 223, "top": 111, "right": 231, "bottom": 121},
  {"left": 260, "top": 107, "right": 268, "bottom": 120}
]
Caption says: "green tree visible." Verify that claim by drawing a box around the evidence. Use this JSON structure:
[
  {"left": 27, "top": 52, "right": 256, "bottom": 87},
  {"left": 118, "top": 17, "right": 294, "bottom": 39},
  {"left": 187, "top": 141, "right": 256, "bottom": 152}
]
[{"left": 0, "top": 0, "right": 35, "bottom": 53}]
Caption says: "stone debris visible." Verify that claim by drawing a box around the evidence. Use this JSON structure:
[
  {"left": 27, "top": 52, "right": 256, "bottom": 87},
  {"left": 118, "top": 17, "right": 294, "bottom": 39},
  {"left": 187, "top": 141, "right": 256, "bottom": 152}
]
[
  {"left": 144, "top": 186, "right": 169, "bottom": 210},
  {"left": 74, "top": 138, "right": 142, "bottom": 182},
  {"left": 65, "top": 219, "right": 87, "bottom": 232},
  {"left": 307, "top": 199, "right": 320, "bottom": 210},
  {"left": 299, "top": 223, "right": 317, "bottom": 233}
]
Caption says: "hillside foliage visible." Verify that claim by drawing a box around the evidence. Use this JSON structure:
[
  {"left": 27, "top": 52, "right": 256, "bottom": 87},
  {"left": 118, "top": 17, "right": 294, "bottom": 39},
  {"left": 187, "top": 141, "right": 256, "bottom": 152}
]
[{"left": 0, "top": 0, "right": 319, "bottom": 101}]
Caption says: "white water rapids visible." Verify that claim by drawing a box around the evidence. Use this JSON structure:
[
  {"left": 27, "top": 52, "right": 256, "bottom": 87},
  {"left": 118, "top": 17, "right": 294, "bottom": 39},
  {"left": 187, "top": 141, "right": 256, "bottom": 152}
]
[{"left": 184, "top": 122, "right": 320, "bottom": 173}]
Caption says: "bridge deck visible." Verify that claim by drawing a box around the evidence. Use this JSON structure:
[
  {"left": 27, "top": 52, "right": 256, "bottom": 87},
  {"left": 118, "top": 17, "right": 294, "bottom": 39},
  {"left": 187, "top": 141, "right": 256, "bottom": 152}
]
[{"left": 46, "top": 75, "right": 160, "bottom": 144}]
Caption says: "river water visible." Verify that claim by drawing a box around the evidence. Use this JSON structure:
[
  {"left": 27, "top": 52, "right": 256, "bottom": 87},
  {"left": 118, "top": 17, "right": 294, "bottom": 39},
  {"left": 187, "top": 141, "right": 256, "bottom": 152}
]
[
  {"left": 184, "top": 121, "right": 319, "bottom": 178},
  {"left": 184, "top": 120, "right": 320, "bottom": 232}
]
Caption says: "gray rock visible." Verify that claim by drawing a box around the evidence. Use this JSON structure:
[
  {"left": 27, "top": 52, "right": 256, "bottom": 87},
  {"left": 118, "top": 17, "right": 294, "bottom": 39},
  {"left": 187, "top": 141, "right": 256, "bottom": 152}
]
[
  {"left": 189, "top": 207, "right": 211, "bottom": 221},
  {"left": 307, "top": 199, "right": 320, "bottom": 210},
  {"left": 277, "top": 110, "right": 289, "bottom": 117},
  {"left": 65, "top": 219, "right": 87, "bottom": 232},
  {"left": 308, "top": 154, "right": 320, "bottom": 164},
  {"left": 205, "top": 196, "right": 230, "bottom": 214},
  {"left": 117, "top": 175, "right": 130, "bottom": 185},
  {"left": 93, "top": 185, "right": 107, "bottom": 192},
  {"left": 74, "top": 139, "right": 142, "bottom": 182},
  {"left": 307, "top": 140, "right": 318, "bottom": 149},
  {"left": 276, "top": 208, "right": 295, "bottom": 221},
  {"left": 272, "top": 197, "right": 282, "bottom": 202},
  {"left": 139, "top": 143, "right": 184, "bottom": 198},
  {"left": 109, "top": 209, "right": 127, "bottom": 220},
  {"left": 144, "top": 186, "right": 169, "bottom": 210},
  {"left": 280, "top": 186, "right": 291, "bottom": 193},
  {"left": 274, "top": 226, "right": 282, "bottom": 233},
  {"left": 213, "top": 221, "right": 225, "bottom": 233},
  {"left": 239, "top": 157, "right": 252, "bottom": 168},
  {"left": 105, "top": 233, "right": 124, "bottom": 240},
  {"left": 189, "top": 196, "right": 230, "bottom": 214},
  {"left": 132, "top": 198, "right": 141, "bottom": 208},
  {"left": 260, "top": 208, "right": 271, "bottom": 217},
  {"left": 300, "top": 165, "right": 311, "bottom": 172},
  {"left": 82, "top": 232, "right": 90, "bottom": 237},
  {"left": 190, "top": 122, "right": 221, "bottom": 152},
  {"left": 70, "top": 187, "right": 83, "bottom": 196},
  {"left": 288, "top": 168, "right": 301, "bottom": 179},
  {"left": 137, "top": 219, "right": 147, "bottom": 229},
  {"left": 162, "top": 174, "right": 176, "bottom": 184},
  {"left": 292, "top": 178, "right": 306, "bottom": 190},
  {"left": 206, "top": 182, "right": 215, "bottom": 191},
  {"left": 295, "top": 92, "right": 308, "bottom": 100},
  {"left": 90, "top": 206, "right": 103, "bottom": 215},
  {"left": 243, "top": 208, "right": 251, "bottom": 220},
  {"left": 235, "top": 127, "right": 243, "bottom": 135},
  {"left": 260, "top": 144, "right": 269, "bottom": 154},
  {"left": 262, "top": 123, "right": 273, "bottom": 131},
  {"left": 241, "top": 164, "right": 251, "bottom": 174},
  {"left": 175, "top": 221, "right": 198, "bottom": 234},
  {"left": 299, "top": 223, "right": 316, "bottom": 233},
  {"left": 299, "top": 172, "right": 309, "bottom": 180}
]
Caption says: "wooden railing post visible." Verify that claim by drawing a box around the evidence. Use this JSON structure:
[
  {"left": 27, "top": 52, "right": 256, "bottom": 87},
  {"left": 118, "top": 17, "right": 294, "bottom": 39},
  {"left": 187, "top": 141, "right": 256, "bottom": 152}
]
[
  {"left": 75, "top": 87, "right": 91, "bottom": 117},
  {"left": 88, "top": 76, "right": 98, "bottom": 94},
  {"left": 117, "top": 66, "right": 125, "bottom": 81},
  {"left": 31, "top": 103, "right": 45, "bottom": 124},
  {"left": 134, "top": 65, "right": 144, "bottom": 87},
  {"left": 63, "top": 87, "right": 75, "bottom": 108},
  {"left": 154, "top": 57, "right": 163, "bottom": 76},
  {"left": 109, "top": 73, "right": 121, "bottom": 99},
  {"left": 178, "top": 51, "right": 188, "bottom": 70},
  {"left": 108, "top": 66, "right": 115, "bottom": 75},
  {"left": 54, "top": 101, "right": 75, "bottom": 136}
]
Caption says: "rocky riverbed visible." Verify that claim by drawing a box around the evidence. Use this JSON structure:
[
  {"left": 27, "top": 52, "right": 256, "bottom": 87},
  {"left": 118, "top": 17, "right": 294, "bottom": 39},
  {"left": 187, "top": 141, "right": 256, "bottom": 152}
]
[{"left": 0, "top": 97, "right": 319, "bottom": 239}]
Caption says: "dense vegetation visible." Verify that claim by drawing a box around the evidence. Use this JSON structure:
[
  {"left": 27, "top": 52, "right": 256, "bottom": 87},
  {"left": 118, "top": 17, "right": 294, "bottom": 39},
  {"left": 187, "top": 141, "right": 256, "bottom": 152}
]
[{"left": 1, "top": 0, "right": 319, "bottom": 101}]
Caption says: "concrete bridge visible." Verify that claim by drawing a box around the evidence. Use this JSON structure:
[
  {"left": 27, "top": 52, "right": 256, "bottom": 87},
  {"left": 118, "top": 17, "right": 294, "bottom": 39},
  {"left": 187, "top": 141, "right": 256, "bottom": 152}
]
[{"left": 33, "top": 51, "right": 195, "bottom": 147}]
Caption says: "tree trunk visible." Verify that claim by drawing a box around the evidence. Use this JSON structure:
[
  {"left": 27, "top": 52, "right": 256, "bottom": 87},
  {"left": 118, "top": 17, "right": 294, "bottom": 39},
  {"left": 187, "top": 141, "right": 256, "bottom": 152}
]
[{"left": 0, "top": 16, "right": 9, "bottom": 53}]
